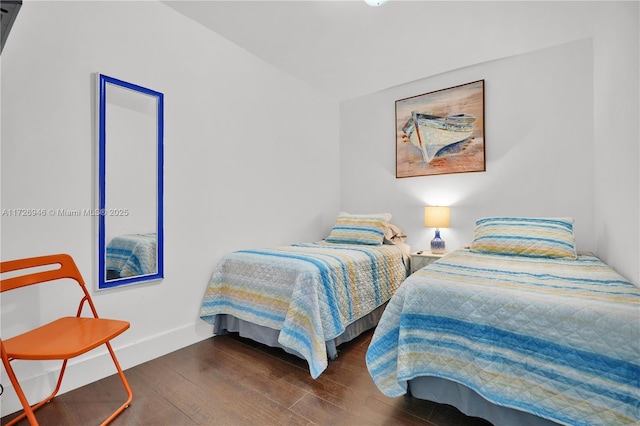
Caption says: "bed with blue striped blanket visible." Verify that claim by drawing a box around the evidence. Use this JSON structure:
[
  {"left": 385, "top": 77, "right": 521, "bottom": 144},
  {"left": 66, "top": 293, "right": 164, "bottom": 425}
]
[
  {"left": 106, "top": 232, "right": 156, "bottom": 278},
  {"left": 366, "top": 249, "right": 639, "bottom": 426},
  {"left": 200, "top": 241, "right": 408, "bottom": 378}
]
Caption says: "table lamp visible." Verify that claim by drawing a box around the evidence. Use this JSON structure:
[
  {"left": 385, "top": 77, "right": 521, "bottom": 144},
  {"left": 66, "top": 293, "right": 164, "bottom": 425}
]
[{"left": 424, "top": 206, "right": 450, "bottom": 254}]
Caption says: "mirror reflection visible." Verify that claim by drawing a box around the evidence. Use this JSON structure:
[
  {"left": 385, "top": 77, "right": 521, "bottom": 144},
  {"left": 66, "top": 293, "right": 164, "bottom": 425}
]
[{"left": 98, "top": 74, "right": 164, "bottom": 289}]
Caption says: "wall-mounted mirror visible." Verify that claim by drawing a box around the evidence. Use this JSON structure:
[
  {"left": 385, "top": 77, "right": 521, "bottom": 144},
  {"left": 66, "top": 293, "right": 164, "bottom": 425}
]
[{"left": 97, "top": 74, "right": 164, "bottom": 289}]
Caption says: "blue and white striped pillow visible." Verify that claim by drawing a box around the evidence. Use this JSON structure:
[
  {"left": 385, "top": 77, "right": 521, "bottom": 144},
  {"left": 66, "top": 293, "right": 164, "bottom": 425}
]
[
  {"left": 470, "top": 217, "right": 577, "bottom": 259},
  {"left": 325, "top": 212, "right": 392, "bottom": 245}
]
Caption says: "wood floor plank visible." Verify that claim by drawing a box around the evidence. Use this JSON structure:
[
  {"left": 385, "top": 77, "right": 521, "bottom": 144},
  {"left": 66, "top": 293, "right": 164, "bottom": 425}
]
[
  {"left": 1, "top": 399, "right": 76, "bottom": 426},
  {"left": 119, "top": 366, "right": 198, "bottom": 425},
  {"left": 157, "top": 340, "right": 312, "bottom": 425},
  {"left": 290, "top": 392, "right": 371, "bottom": 426},
  {"left": 166, "top": 338, "right": 309, "bottom": 410},
  {"left": 59, "top": 379, "right": 127, "bottom": 426},
  {"left": 2, "top": 329, "right": 493, "bottom": 426}
]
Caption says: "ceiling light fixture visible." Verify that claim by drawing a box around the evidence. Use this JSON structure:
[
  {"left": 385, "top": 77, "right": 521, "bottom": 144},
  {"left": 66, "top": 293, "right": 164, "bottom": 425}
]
[{"left": 364, "top": 0, "right": 389, "bottom": 6}]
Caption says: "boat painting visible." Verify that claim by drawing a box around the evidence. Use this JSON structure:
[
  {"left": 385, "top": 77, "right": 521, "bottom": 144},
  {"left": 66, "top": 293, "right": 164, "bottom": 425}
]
[
  {"left": 396, "top": 80, "right": 485, "bottom": 178},
  {"left": 401, "top": 112, "right": 476, "bottom": 164}
]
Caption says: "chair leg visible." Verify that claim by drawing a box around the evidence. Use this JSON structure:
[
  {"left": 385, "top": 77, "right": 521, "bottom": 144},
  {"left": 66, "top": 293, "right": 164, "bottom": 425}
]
[
  {"left": 100, "top": 341, "right": 133, "bottom": 426},
  {"left": 1, "top": 343, "right": 132, "bottom": 426},
  {"left": 1, "top": 344, "right": 41, "bottom": 426},
  {"left": 2, "top": 359, "right": 69, "bottom": 426}
]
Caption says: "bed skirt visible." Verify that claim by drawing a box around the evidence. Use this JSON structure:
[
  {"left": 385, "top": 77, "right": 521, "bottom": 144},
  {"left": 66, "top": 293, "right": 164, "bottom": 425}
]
[
  {"left": 408, "top": 376, "right": 561, "bottom": 426},
  {"left": 213, "top": 302, "right": 387, "bottom": 361}
]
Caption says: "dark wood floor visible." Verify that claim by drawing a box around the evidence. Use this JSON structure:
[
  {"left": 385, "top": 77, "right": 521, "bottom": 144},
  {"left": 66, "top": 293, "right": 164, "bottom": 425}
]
[{"left": 2, "top": 329, "right": 492, "bottom": 425}]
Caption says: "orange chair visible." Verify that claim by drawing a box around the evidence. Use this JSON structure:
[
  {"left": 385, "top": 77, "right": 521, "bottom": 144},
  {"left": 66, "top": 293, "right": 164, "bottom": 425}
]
[{"left": 0, "top": 254, "right": 133, "bottom": 425}]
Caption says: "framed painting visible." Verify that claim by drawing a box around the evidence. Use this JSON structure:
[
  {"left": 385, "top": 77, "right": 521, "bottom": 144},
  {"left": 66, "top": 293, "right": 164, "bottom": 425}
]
[{"left": 396, "top": 80, "right": 485, "bottom": 178}]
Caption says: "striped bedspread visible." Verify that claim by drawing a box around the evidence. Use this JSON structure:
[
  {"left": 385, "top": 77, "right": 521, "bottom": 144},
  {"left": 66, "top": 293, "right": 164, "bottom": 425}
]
[
  {"left": 366, "top": 249, "right": 640, "bottom": 426},
  {"left": 106, "top": 232, "right": 157, "bottom": 277},
  {"left": 200, "top": 241, "right": 407, "bottom": 378}
]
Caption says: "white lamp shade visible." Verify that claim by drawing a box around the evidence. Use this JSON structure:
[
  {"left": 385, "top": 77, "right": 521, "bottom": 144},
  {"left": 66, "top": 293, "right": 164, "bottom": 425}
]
[{"left": 424, "top": 206, "right": 450, "bottom": 228}]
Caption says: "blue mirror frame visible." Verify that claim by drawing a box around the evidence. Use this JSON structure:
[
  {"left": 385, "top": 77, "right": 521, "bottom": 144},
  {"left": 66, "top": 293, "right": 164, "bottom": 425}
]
[{"left": 97, "top": 74, "right": 164, "bottom": 289}]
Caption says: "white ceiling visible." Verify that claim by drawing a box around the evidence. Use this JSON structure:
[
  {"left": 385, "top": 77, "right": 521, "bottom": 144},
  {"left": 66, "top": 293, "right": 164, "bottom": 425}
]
[{"left": 162, "top": 1, "right": 594, "bottom": 101}]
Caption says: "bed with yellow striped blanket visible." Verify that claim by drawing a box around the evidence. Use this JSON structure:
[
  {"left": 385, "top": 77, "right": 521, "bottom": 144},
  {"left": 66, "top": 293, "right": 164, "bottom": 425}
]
[
  {"left": 366, "top": 249, "right": 639, "bottom": 426},
  {"left": 200, "top": 241, "right": 408, "bottom": 378}
]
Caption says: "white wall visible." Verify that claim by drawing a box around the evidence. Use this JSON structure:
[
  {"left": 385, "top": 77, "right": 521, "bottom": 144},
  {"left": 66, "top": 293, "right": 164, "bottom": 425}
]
[
  {"left": 590, "top": 1, "right": 640, "bottom": 286},
  {"left": 341, "top": 40, "right": 595, "bottom": 253},
  {"left": 0, "top": 1, "right": 339, "bottom": 415},
  {"left": 340, "top": 2, "right": 639, "bottom": 286}
]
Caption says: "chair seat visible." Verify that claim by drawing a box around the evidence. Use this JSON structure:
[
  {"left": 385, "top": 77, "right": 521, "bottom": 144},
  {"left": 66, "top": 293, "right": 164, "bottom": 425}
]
[{"left": 4, "top": 317, "right": 130, "bottom": 360}]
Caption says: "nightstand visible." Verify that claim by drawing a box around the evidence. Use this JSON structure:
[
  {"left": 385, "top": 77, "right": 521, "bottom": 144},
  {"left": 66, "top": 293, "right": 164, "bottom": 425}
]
[{"left": 410, "top": 251, "right": 447, "bottom": 274}]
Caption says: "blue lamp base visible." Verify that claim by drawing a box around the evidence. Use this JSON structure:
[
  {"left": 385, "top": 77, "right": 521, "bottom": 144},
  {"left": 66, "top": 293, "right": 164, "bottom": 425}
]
[{"left": 430, "top": 229, "right": 445, "bottom": 254}]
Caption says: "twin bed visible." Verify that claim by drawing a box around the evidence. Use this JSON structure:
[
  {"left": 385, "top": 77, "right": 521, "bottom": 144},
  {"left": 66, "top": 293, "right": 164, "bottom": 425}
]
[
  {"left": 199, "top": 215, "right": 639, "bottom": 425},
  {"left": 367, "top": 217, "right": 640, "bottom": 426},
  {"left": 199, "top": 213, "right": 409, "bottom": 378}
]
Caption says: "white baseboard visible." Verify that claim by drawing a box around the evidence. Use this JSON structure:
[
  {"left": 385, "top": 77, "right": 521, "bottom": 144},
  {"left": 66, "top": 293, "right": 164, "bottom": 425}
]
[{"left": 0, "top": 321, "right": 212, "bottom": 417}]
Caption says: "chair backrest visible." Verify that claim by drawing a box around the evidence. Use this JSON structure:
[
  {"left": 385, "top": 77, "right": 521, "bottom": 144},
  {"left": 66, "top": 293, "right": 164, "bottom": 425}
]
[
  {"left": 1, "top": 253, "right": 99, "bottom": 320},
  {"left": 1, "top": 253, "right": 86, "bottom": 293}
]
